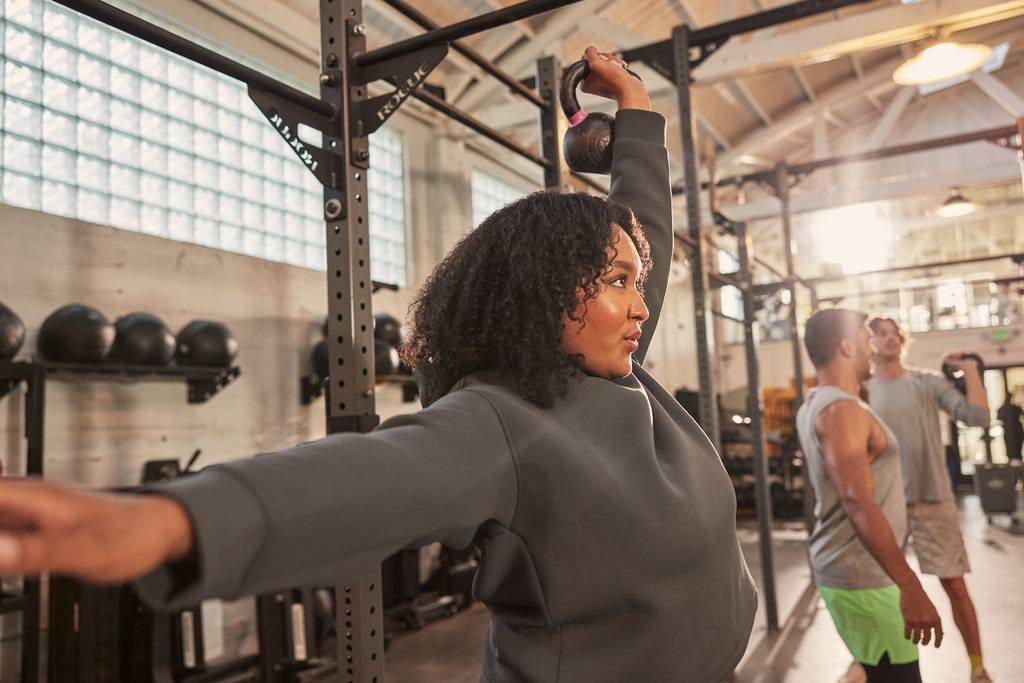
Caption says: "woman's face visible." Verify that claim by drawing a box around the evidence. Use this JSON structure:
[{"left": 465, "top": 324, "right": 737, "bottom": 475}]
[{"left": 561, "top": 225, "right": 649, "bottom": 378}]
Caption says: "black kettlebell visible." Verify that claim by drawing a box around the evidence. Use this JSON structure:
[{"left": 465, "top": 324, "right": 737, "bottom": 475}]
[
  {"left": 37, "top": 304, "right": 115, "bottom": 364},
  {"left": 560, "top": 59, "right": 642, "bottom": 175},
  {"left": 941, "top": 353, "right": 985, "bottom": 394},
  {"left": 0, "top": 301, "right": 26, "bottom": 360},
  {"left": 108, "top": 312, "right": 176, "bottom": 366}
]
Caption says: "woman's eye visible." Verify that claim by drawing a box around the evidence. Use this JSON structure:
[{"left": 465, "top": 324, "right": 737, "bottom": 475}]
[{"left": 611, "top": 275, "right": 628, "bottom": 288}]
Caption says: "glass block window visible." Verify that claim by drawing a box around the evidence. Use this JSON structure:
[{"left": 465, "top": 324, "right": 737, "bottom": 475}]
[
  {"left": 471, "top": 168, "right": 528, "bottom": 228},
  {"left": 0, "top": 0, "right": 407, "bottom": 284}
]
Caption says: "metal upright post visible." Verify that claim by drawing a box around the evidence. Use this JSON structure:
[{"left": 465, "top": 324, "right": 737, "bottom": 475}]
[
  {"left": 328, "top": 2, "right": 385, "bottom": 681},
  {"left": 1016, "top": 116, "right": 1024, "bottom": 198},
  {"left": 23, "top": 365, "right": 44, "bottom": 683},
  {"left": 775, "top": 163, "right": 805, "bottom": 408},
  {"left": 536, "top": 55, "right": 564, "bottom": 192},
  {"left": 736, "top": 221, "right": 779, "bottom": 634},
  {"left": 775, "top": 162, "right": 813, "bottom": 537},
  {"left": 673, "top": 25, "right": 720, "bottom": 452}
]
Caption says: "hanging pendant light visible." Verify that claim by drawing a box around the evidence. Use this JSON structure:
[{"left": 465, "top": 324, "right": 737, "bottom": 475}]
[
  {"left": 893, "top": 41, "right": 992, "bottom": 85},
  {"left": 936, "top": 188, "right": 977, "bottom": 218}
]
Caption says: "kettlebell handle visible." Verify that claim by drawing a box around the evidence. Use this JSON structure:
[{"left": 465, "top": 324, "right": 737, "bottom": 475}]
[{"left": 559, "top": 60, "right": 642, "bottom": 127}]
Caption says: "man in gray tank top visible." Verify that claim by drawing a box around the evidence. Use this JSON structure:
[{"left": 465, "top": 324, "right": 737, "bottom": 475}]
[{"left": 796, "top": 309, "right": 942, "bottom": 682}]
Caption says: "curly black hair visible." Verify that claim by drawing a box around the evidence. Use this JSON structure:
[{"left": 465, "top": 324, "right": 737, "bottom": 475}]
[{"left": 402, "top": 190, "right": 651, "bottom": 408}]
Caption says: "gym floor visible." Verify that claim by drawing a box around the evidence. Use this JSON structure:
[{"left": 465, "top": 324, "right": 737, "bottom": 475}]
[{"left": 385, "top": 495, "right": 1024, "bottom": 683}]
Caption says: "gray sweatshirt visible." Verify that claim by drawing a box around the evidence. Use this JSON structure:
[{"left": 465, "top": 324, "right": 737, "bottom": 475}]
[
  {"left": 866, "top": 368, "right": 990, "bottom": 503},
  {"left": 796, "top": 386, "right": 907, "bottom": 589},
  {"left": 135, "top": 110, "right": 757, "bottom": 683}
]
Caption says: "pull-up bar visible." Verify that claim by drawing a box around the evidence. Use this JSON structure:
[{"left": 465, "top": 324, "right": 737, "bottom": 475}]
[
  {"left": 380, "top": 0, "right": 548, "bottom": 108},
  {"left": 355, "top": 0, "right": 583, "bottom": 68}
]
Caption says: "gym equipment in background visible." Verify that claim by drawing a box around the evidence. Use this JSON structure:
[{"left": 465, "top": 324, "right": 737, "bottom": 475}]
[
  {"left": 311, "top": 339, "right": 329, "bottom": 382},
  {"left": 37, "top": 304, "right": 115, "bottom": 364},
  {"left": 375, "top": 338, "right": 400, "bottom": 376},
  {"left": 108, "top": 313, "right": 176, "bottom": 367},
  {"left": 373, "top": 313, "right": 403, "bottom": 347},
  {"left": 175, "top": 320, "right": 239, "bottom": 368},
  {"left": 0, "top": 301, "right": 26, "bottom": 360},
  {"left": 560, "top": 60, "right": 642, "bottom": 175}
]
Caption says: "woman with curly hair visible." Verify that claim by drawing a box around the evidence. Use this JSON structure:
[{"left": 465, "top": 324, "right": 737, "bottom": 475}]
[{"left": 0, "top": 48, "right": 755, "bottom": 681}]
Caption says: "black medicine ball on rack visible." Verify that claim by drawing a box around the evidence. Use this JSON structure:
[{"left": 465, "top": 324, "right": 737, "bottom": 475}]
[
  {"left": 175, "top": 320, "right": 239, "bottom": 368},
  {"left": 37, "top": 304, "right": 115, "bottom": 364},
  {"left": 0, "top": 301, "right": 26, "bottom": 360},
  {"left": 108, "top": 313, "right": 176, "bottom": 366},
  {"left": 373, "top": 313, "right": 403, "bottom": 347}
]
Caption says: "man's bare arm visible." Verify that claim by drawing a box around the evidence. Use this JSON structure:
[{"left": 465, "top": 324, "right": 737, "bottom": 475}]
[{"left": 816, "top": 401, "right": 943, "bottom": 647}]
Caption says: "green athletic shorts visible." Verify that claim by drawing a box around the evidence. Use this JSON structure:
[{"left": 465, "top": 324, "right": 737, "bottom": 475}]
[{"left": 818, "top": 584, "right": 919, "bottom": 666}]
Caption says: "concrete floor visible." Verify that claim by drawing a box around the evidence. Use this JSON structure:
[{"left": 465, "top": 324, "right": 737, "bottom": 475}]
[{"left": 386, "top": 495, "right": 1024, "bottom": 682}]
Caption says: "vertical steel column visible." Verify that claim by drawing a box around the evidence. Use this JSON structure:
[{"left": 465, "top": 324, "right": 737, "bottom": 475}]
[
  {"left": 736, "top": 222, "right": 779, "bottom": 634},
  {"left": 22, "top": 366, "right": 44, "bottom": 683},
  {"left": 1016, "top": 117, "right": 1024, "bottom": 198},
  {"left": 674, "top": 25, "right": 720, "bottom": 452},
  {"left": 775, "top": 162, "right": 812, "bottom": 537},
  {"left": 536, "top": 55, "right": 563, "bottom": 191},
  {"left": 331, "top": 1, "right": 384, "bottom": 681},
  {"left": 775, "top": 163, "right": 805, "bottom": 407}
]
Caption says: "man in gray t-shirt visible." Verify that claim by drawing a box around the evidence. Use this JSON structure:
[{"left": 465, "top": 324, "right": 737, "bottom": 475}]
[{"left": 866, "top": 316, "right": 992, "bottom": 683}]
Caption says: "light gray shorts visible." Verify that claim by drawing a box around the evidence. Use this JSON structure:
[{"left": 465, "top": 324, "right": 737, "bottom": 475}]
[{"left": 907, "top": 501, "right": 971, "bottom": 578}]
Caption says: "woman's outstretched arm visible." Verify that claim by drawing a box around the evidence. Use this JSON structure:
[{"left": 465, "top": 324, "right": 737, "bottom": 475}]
[{"left": 0, "top": 388, "right": 517, "bottom": 611}]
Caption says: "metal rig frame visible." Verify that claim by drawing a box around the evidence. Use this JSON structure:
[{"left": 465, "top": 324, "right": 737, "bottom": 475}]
[{"left": 49, "top": 0, "right": 578, "bottom": 680}]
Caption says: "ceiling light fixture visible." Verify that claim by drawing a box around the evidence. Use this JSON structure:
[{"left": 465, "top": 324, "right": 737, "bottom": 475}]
[
  {"left": 936, "top": 188, "right": 978, "bottom": 218},
  {"left": 893, "top": 40, "right": 992, "bottom": 85}
]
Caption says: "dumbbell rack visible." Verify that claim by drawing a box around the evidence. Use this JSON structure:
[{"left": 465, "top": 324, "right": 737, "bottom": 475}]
[{"left": 0, "top": 359, "right": 240, "bottom": 683}]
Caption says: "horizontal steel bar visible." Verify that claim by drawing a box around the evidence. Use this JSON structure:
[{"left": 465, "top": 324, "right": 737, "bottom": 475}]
[
  {"left": 785, "top": 125, "right": 1019, "bottom": 177},
  {"left": 52, "top": 0, "right": 334, "bottom": 119},
  {"left": 380, "top": 0, "right": 547, "bottom": 108},
  {"left": 356, "top": 0, "right": 583, "bottom": 68},
  {"left": 690, "top": 0, "right": 875, "bottom": 45},
  {"left": 729, "top": 125, "right": 1020, "bottom": 186},
  {"left": 410, "top": 88, "right": 550, "bottom": 168},
  {"left": 806, "top": 252, "right": 1024, "bottom": 284}
]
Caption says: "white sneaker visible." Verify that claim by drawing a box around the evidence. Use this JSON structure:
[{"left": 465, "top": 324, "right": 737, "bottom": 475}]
[
  {"left": 971, "top": 669, "right": 993, "bottom": 683},
  {"left": 838, "top": 661, "right": 866, "bottom": 683}
]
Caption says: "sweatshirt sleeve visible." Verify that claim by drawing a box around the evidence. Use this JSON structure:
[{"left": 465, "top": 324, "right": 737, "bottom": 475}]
[
  {"left": 926, "top": 372, "right": 991, "bottom": 427},
  {"left": 607, "top": 109, "right": 672, "bottom": 364},
  {"left": 133, "top": 388, "right": 517, "bottom": 611}
]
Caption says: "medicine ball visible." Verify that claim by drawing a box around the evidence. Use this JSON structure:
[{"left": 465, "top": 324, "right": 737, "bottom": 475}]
[
  {"left": 375, "top": 338, "right": 400, "bottom": 376},
  {"left": 37, "top": 304, "right": 115, "bottom": 364},
  {"left": 374, "top": 313, "right": 402, "bottom": 347},
  {"left": 311, "top": 339, "right": 329, "bottom": 380},
  {"left": 0, "top": 301, "right": 26, "bottom": 360},
  {"left": 175, "top": 320, "right": 239, "bottom": 368},
  {"left": 108, "top": 313, "right": 176, "bottom": 366}
]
